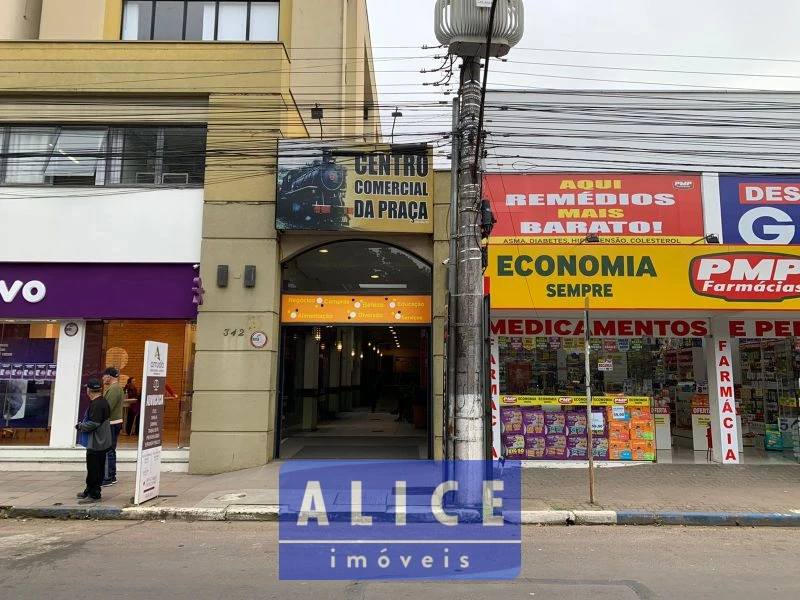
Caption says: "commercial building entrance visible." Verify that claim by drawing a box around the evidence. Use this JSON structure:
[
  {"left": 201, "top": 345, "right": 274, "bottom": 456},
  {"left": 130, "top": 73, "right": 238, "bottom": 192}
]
[
  {"left": 276, "top": 324, "right": 430, "bottom": 459},
  {"left": 276, "top": 240, "right": 433, "bottom": 459}
]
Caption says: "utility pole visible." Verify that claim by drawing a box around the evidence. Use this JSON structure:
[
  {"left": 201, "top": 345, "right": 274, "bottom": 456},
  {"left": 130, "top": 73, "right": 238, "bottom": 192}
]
[
  {"left": 435, "top": 0, "right": 524, "bottom": 507},
  {"left": 453, "top": 54, "right": 484, "bottom": 504}
]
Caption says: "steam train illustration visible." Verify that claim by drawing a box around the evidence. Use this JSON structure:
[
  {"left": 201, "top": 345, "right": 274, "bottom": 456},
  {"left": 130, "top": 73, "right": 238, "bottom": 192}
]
[{"left": 277, "top": 150, "right": 350, "bottom": 229}]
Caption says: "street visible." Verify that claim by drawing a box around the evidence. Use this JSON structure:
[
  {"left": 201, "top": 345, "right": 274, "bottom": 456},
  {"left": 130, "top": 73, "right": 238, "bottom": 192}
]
[{"left": 0, "top": 520, "right": 797, "bottom": 599}]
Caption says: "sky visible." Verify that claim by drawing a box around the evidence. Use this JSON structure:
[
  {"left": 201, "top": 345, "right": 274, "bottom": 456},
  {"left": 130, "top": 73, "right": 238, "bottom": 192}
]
[{"left": 365, "top": 0, "right": 800, "bottom": 155}]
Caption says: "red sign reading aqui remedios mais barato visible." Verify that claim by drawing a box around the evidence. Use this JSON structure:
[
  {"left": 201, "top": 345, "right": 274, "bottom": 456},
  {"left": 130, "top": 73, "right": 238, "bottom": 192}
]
[{"left": 483, "top": 173, "right": 704, "bottom": 244}]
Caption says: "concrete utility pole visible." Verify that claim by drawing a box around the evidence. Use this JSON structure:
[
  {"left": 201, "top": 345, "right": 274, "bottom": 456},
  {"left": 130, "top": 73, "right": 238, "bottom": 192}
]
[
  {"left": 453, "top": 54, "right": 484, "bottom": 475},
  {"left": 435, "top": 0, "right": 524, "bottom": 507}
]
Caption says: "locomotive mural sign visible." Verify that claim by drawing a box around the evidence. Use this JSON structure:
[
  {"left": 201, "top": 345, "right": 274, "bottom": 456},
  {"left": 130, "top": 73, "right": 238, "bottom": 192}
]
[{"left": 276, "top": 140, "right": 434, "bottom": 233}]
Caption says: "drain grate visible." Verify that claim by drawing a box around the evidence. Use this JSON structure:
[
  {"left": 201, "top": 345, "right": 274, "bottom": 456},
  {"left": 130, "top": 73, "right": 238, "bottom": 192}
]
[
  {"left": 334, "top": 491, "right": 387, "bottom": 505},
  {"left": 395, "top": 487, "right": 436, "bottom": 496}
]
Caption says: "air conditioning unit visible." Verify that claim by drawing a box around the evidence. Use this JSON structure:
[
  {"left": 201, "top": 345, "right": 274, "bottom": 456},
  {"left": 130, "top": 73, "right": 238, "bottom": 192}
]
[
  {"left": 162, "top": 173, "right": 190, "bottom": 185},
  {"left": 135, "top": 172, "right": 156, "bottom": 184}
]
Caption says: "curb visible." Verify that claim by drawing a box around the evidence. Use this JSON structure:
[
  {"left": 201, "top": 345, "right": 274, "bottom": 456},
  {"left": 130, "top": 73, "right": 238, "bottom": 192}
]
[
  {"left": 615, "top": 511, "right": 800, "bottom": 527},
  {"left": 3, "top": 505, "right": 800, "bottom": 526}
]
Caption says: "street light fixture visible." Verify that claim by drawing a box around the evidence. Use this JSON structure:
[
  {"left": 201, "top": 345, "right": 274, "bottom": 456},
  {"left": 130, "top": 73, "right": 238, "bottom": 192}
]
[
  {"left": 580, "top": 233, "right": 600, "bottom": 244},
  {"left": 691, "top": 234, "right": 720, "bottom": 244}
]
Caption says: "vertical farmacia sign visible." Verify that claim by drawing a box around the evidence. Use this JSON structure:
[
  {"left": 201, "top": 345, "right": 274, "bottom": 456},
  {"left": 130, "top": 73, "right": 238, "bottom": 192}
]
[{"left": 276, "top": 140, "right": 434, "bottom": 233}]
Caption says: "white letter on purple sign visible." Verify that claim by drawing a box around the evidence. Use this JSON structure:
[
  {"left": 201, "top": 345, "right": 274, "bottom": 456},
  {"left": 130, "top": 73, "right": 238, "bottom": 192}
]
[
  {"left": 432, "top": 481, "right": 458, "bottom": 526},
  {"left": 297, "top": 481, "right": 329, "bottom": 526},
  {"left": 350, "top": 481, "right": 372, "bottom": 526}
]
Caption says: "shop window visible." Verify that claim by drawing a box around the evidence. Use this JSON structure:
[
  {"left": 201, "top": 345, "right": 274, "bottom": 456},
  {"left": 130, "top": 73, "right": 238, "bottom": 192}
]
[
  {"left": 117, "top": 127, "right": 160, "bottom": 185},
  {"left": 0, "top": 322, "right": 60, "bottom": 447},
  {"left": 2, "top": 127, "right": 58, "bottom": 184},
  {"left": 162, "top": 127, "right": 207, "bottom": 184},
  {"left": 0, "top": 125, "right": 206, "bottom": 187},
  {"left": 1, "top": 127, "right": 108, "bottom": 186},
  {"left": 122, "top": 1, "right": 280, "bottom": 41},
  {"left": 83, "top": 320, "right": 197, "bottom": 449}
]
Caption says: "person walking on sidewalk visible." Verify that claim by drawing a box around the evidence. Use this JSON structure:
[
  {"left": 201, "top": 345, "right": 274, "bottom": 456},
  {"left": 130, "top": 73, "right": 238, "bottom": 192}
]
[
  {"left": 102, "top": 367, "right": 124, "bottom": 486},
  {"left": 76, "top": 378, "right": 111, "bottom": 503}
]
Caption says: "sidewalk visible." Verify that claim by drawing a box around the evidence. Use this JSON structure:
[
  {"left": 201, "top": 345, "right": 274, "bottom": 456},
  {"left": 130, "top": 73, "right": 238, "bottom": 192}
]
[{"left": 1, "top": 462, "right": 799, "bottom": 525}]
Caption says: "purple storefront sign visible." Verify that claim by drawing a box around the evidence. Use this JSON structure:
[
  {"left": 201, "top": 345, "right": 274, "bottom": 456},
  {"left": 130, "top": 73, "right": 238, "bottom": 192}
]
[{"left": 0, "top": 263, "right": 198, "bottom": 319}]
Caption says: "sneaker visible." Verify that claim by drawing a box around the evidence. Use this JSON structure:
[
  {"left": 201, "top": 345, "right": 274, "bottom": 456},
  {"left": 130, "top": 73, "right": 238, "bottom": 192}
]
[
  {"left": 101, "top": 478, "right": 117, "bottom": 487},
  {"left": 78, "top": 496, "right": 101, "bottom": 504},
  {"left": 76, "top": 491, "right": 88, "bottom": 499}
]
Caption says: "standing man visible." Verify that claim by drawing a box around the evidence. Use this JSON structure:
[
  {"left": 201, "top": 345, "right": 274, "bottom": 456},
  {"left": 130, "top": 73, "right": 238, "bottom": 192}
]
[
  {"left": 102, "top": 367, "right": 124, "bottom": 486},
  {"left": 76, "top": 379, "right": 111, "bottom": 503}
]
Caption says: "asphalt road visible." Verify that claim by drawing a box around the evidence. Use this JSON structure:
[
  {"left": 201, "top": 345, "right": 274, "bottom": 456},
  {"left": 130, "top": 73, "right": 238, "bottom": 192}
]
[{"left": 0, "top": 520, "right": 797, "bottom": 599}]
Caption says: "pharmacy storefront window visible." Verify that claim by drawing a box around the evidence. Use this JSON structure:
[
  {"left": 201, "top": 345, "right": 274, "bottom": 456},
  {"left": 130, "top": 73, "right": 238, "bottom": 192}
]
[{"left": 0, "top": 322, "right": 60, "bottom": 446}]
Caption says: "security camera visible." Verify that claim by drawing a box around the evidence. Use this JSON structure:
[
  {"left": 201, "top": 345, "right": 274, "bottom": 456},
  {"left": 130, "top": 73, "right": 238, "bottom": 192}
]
[
  {"left": 192, "top": 264, "right": 200, "bottom": 269},
  {"left": 442, "top": 258, "right": 450, "bottom": 265}
]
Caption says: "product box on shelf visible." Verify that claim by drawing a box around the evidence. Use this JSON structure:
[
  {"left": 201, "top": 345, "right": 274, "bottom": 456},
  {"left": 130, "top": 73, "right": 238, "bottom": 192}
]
[
  {"left": 544, "top": 434, "right": 567, "bottom": 459},
  {"left": 522, "top": 408, "right": 545, "bottom": 436},
  {"left": 500, "top": 407, "right": 523, "bottom": 435},
  {"left": 502, "top": 433, "right": 526, "bottom": 459}
]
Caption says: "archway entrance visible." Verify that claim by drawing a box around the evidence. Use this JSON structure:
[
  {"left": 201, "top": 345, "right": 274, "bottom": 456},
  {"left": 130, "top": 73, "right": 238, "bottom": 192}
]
[{"left": 276, "top": 241, "right": 432, "bottom": 460}]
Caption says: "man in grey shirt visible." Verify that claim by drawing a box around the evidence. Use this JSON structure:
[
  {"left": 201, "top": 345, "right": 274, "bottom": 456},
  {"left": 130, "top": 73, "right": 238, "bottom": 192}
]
[{"left": 76, "top": 379, "right": 111, "bottom": 503}]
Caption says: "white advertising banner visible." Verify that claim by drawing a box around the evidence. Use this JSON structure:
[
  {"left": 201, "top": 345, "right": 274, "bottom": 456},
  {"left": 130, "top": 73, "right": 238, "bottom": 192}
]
[
  {"left": 134, "top": 341, "right": 168, "bottom": 505},
  {"left": 712, "top": 338, "right": 740, "bottom": 464},
  {"left": 491, "top": 335, "right": 501, "bottom": 460}
]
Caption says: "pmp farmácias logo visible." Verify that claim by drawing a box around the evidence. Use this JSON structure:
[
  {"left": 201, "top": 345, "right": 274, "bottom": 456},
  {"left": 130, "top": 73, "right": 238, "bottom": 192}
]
[{"left": 690, "top": 252, "right": 800, "bottom": 302}]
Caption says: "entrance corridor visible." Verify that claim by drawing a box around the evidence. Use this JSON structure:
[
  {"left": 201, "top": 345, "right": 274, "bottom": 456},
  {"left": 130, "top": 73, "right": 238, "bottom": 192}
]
[{"left": 279, "top": 393, "right": 427, "bottom": 460}]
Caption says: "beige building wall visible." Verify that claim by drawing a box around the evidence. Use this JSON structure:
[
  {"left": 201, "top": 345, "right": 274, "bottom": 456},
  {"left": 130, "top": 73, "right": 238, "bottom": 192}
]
[
  {"left": 0, "top": 0, "right": 417, "bottom": 474},
  {"left": 431, "top": 170, "right": 451, "bottom": 460},
  {"left": 0, "top": 39, "right": 301, "bottom": 475},
  {"left": 0, "top": 0, "right": 42, "bottom": 39},
  {"left": 39, "top": 0, "right": 121, "bottom": 40},
  {"left": 290, "top": 0, "right": 380, "bottom": 141}
]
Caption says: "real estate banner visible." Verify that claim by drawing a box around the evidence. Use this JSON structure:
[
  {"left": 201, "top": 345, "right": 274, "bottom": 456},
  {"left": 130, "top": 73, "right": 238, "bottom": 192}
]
[
  {"left": 134, "top": 341, "right": 168, "bottom": 506},
  {"left": 276, "top": 140, "right": 433, "bottom": 233},
  {"left": 483, "top": 173, "right": 704, "bottom": 244},
  {"left": 486, "top": 244, "right": 800, "bottom": 310}
]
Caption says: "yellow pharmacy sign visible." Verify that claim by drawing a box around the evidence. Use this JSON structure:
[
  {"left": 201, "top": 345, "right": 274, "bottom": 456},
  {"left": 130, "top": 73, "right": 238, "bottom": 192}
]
[{"left": 486, "top": 245, "right": 800, "bottom": 311}]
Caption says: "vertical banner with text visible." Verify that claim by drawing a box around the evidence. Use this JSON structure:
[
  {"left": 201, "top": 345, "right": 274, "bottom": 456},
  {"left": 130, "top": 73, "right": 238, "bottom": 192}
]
[{"left": 134, "top": 341, "right": 168, "bottom": 505}]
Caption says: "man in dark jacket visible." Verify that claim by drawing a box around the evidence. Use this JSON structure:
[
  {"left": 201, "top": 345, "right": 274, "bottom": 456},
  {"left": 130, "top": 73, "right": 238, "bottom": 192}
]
[{"left": 76, "top": 378, "right": 112, "bottom": 503}]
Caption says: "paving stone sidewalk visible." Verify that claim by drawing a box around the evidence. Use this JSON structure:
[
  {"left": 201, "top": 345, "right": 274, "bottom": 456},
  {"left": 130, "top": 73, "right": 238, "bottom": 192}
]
[{"left": 1, "top": 463, "right": 798, "bottom": 516}]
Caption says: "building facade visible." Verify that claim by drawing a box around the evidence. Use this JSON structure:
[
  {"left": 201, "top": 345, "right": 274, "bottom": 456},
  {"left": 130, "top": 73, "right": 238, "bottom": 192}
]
[
  {"left": 0, "top": 0, "right": 451, "bottom": 475},
  {"left": 484, "top": 91, "right": 800, "bottom": 465}
]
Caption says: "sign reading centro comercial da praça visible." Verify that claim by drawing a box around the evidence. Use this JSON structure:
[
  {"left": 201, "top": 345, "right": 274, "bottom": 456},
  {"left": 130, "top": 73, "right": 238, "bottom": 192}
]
[
  {"left": 483, "top": 173, "right": 704, "bottom": 244},
  {"left": 276, "top": 140, "right": 433, "bottom": 233},
  {"left": 486, "top": 245, "right": 800, "bottom": 311}
]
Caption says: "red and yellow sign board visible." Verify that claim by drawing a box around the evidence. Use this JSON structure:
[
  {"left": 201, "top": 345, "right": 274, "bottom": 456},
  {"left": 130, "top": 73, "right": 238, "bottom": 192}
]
[
  {"left": 281, "top": 294, "right": 431, "bottom": 325},
  {"left": 486, "top": 244, "right": 800, "bottom": 311},
  {"left": 483, "top": 173, "right": 704, "bottom": 244}
]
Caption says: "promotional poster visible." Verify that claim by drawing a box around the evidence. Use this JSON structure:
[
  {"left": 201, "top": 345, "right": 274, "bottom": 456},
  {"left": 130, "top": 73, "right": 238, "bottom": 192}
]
[
  {"left": 483, "top": 173, "right": 705, "bottom": 244},
  {"left": 718, "top": 175, "right": 800, "bottom": 245},
  {"left": 276, "top": 140, "right": 434, "bottom": 233}
]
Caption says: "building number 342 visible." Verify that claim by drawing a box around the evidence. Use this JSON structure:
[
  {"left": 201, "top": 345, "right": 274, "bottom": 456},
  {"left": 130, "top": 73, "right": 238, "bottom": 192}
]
[{"left": 223, "top": 328, "right": 245, "bottom": 337}]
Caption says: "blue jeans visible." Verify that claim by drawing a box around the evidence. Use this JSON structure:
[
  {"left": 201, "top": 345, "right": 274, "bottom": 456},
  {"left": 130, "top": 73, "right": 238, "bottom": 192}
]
[{"left": 105, "top": 423, "right": 122, "bottom": 481}]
